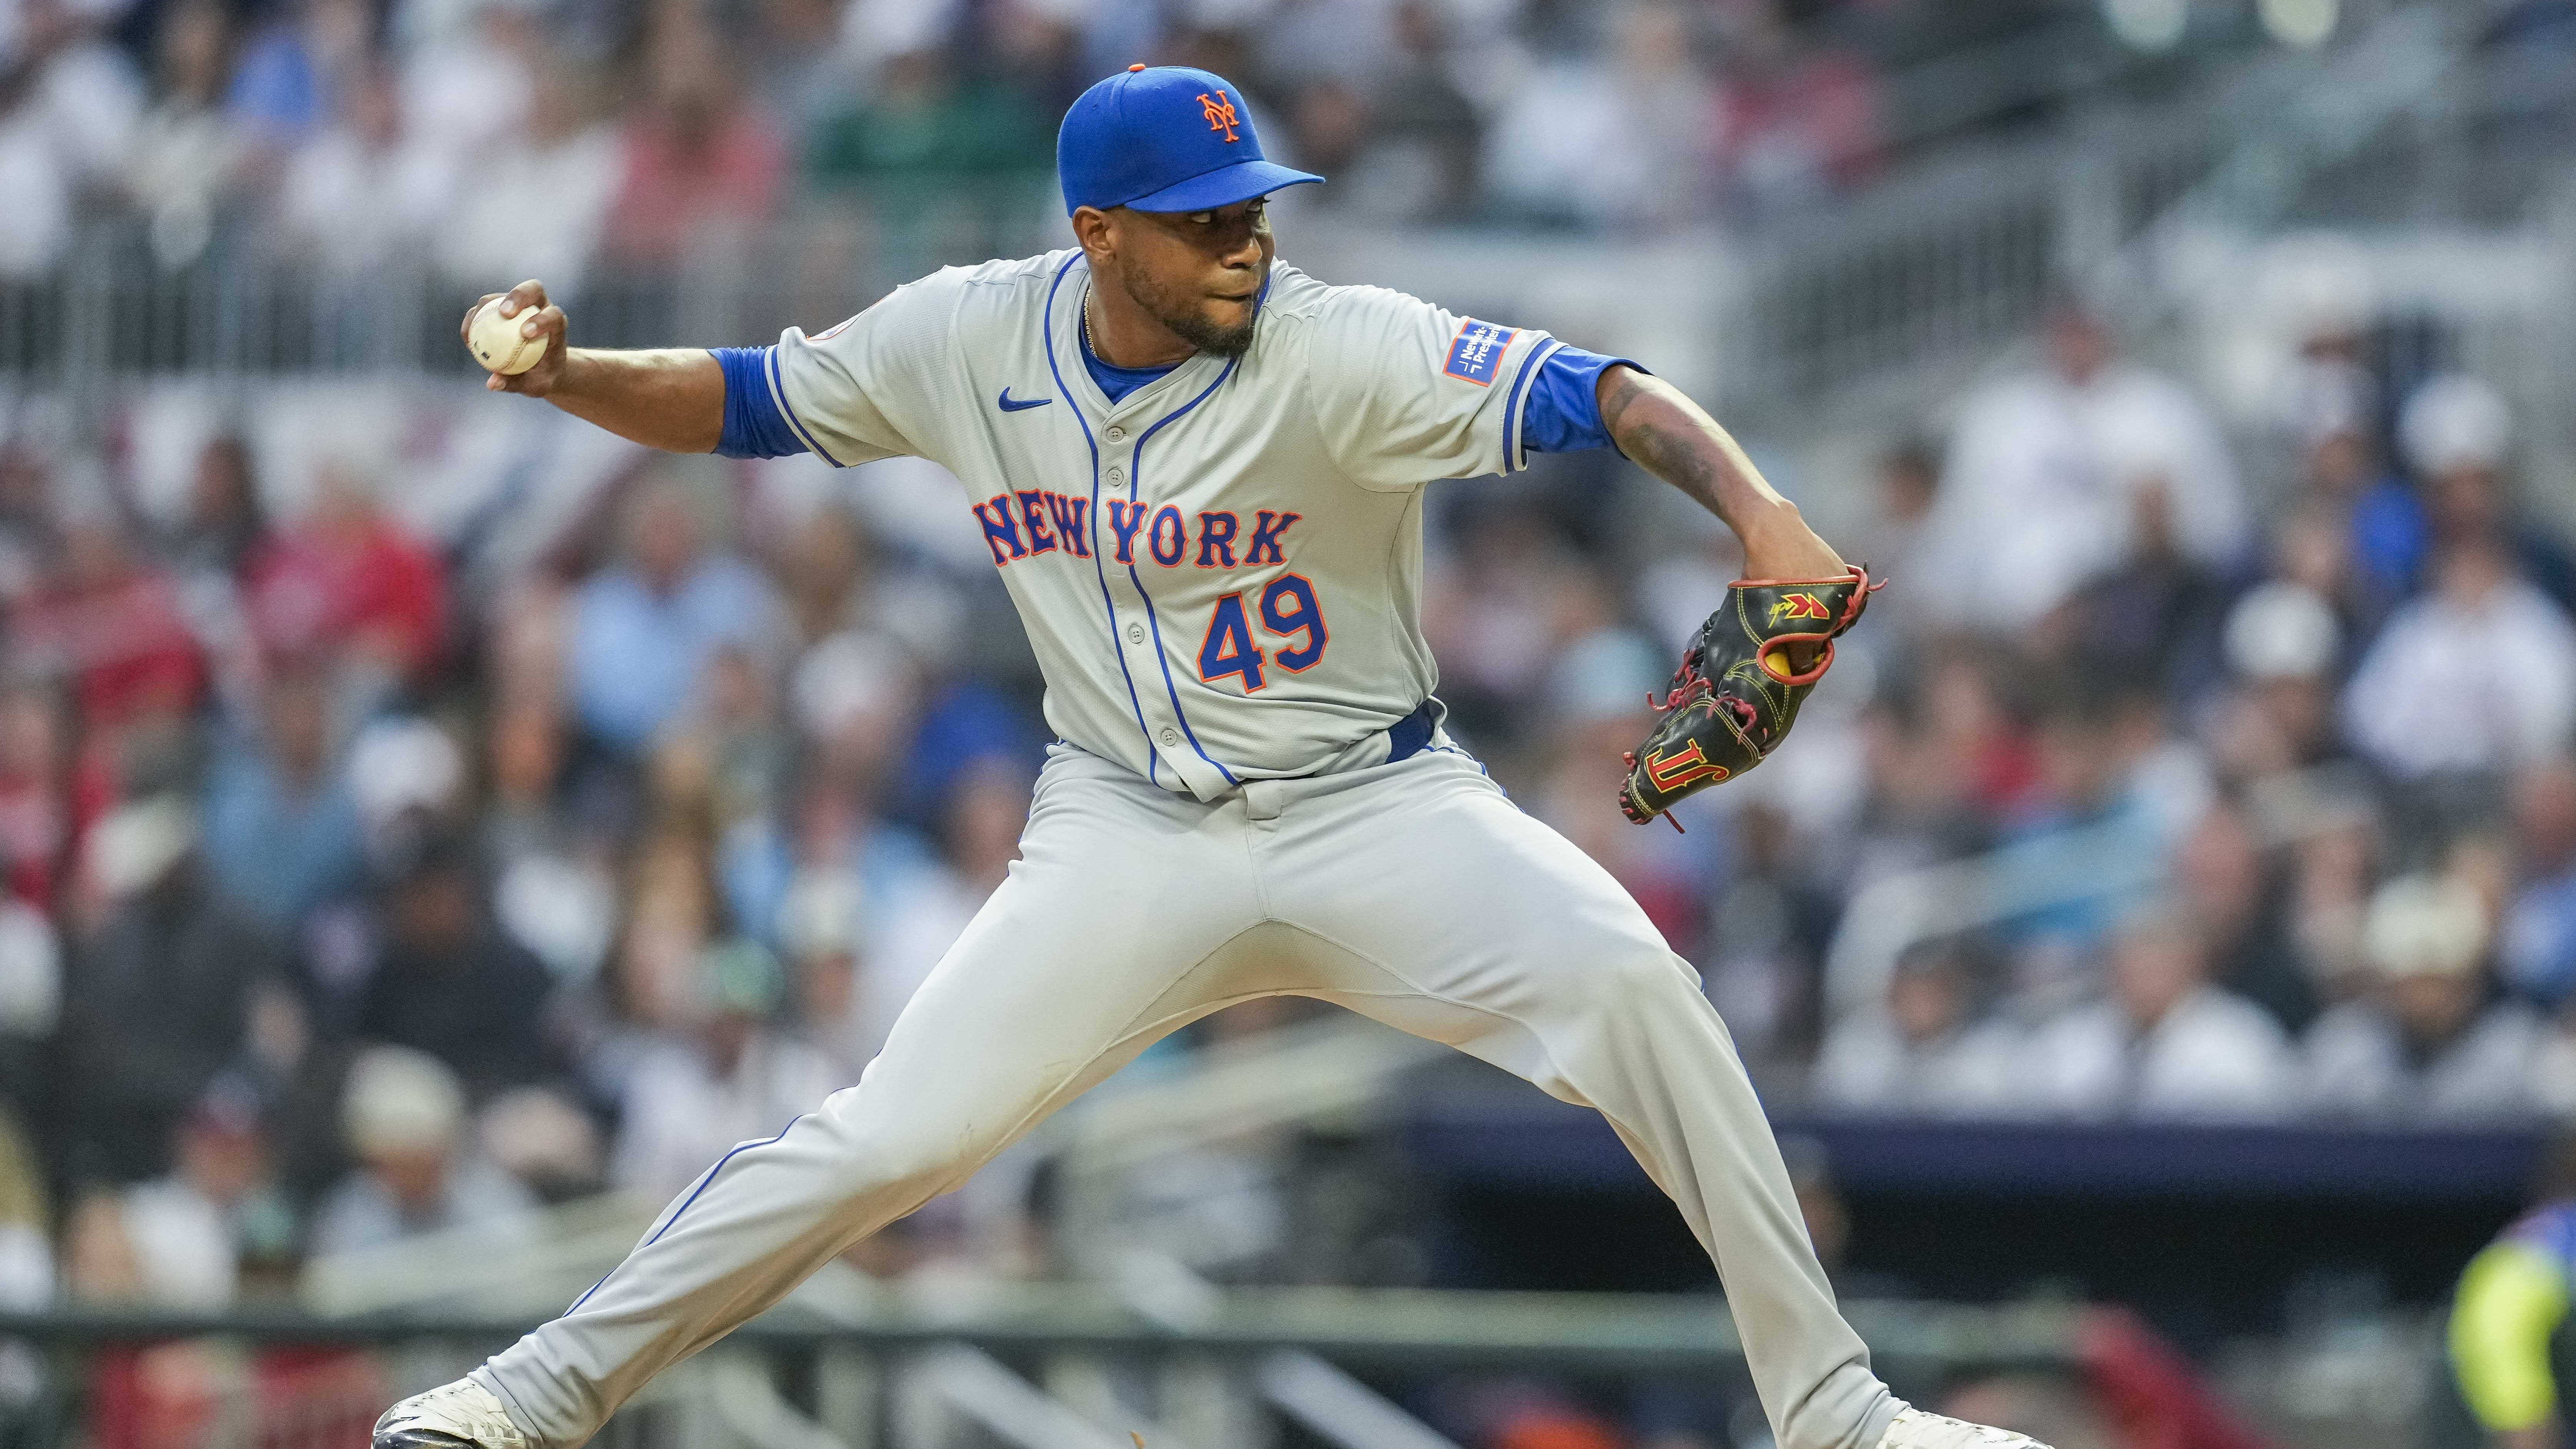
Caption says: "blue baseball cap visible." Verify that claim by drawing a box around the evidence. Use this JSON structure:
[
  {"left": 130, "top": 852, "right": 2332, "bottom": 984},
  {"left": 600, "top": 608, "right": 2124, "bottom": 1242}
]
[{"left": 1057, "top": 65, "right": 1322, "bottom": 215}]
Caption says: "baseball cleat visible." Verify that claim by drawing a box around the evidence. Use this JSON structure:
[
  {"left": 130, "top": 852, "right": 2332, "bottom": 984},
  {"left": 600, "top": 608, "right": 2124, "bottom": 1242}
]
[
  {"left": 374, "top": 1379, "right": 529, "bottom": 1449},
  {"left": 1876, "top": 1407, "right": 2053, "bottom": 1449}
]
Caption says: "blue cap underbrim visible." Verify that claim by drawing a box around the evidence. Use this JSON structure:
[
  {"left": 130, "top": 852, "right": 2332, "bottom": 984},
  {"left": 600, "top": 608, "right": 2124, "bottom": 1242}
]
[{"left": 1120, "top": 158, "right": 1323, "bottom": 213}]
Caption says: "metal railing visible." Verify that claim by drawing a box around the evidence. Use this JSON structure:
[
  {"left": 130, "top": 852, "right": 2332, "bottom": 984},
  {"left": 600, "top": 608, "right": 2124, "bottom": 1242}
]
[
  {"left": 1722, "top": 0, "right": 2576, "bottom": 444},
  {"left": 1819, "top": 760, "right": 2384, "bottom": 1024},
  {"left": 1820, "top": 812, "right": 2172, "bottom": 1025},
  {"left": 0, "top": 1290, "right": 2086, "bottom": 1449},
  {"left": 0, "top": 1318, "right": 832, "bottom": 1449},
  {"left": 0, "top": 128, "right": 2202, "bottom": 416},
  {"left": 1049, "top": 1016, "right": 1449, "bottom": 1282},
  {"left": 1091, "top": 1250, "right": 1466, "bottom": 1449},
  {"left": 301, "top": 1193, "right": 660, "bottom": 1319},
  {"left": 2, "top": 181, "right": 1060, "bottom": 385},
  {"left": 287, "top": 1046, "right": 1481, "bottom": 1448},
  {"left": 1713, "top": 115, "right": 2213, "bottom": 417},
  {"left": 7, "top": 8, "right": 2565, "bottom": 446},
  {"left": 260, "top": 1165, "right": 2093, "bottom": 1449},
  {"left": 899, "top": 1345, "right": 1129, "bottom": 1449}
]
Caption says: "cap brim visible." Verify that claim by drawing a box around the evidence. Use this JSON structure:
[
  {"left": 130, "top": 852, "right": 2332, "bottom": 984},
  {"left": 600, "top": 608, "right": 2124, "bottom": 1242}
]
[{"left": 1123, "top": 159, "right": 1323, "bottom": 213}]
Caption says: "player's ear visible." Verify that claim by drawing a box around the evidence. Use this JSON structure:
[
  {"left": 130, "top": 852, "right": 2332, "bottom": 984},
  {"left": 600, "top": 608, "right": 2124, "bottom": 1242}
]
[{"left": 1070, "top": 206, "right": 1117, "bottom": 264}]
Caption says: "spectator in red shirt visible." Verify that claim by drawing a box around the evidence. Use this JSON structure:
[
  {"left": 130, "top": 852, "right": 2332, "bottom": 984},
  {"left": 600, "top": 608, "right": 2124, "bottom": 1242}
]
[
  {"left": 246, "top": 459, "right": 447, "bottom": 688},
  {"left": 601, "top": 8, "right": 785, "bottom": 270},
  {"left": 12, "top": 519, "right": 206, "bottom": 734},
  {"left": 0, "top": 680, "right": 110, "bottom": 912},
  {"left": 1706, "top": 0, "right": 1882, "bottom": 220}
]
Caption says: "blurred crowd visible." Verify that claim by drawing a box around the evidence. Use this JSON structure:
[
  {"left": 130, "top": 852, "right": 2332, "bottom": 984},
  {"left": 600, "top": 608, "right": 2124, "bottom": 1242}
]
[
  {"left": 1699, "top": 303, "right": 2576, "bottom": 1129},
  {"left": 0, "top": 379, "right": 1091, "bottom": 1322},
  {"left": 0, "top": 0, "right": 2562, "bottom": 1352},
  {"left": 0, "top": 0, "right": 2077, "bottom": 284},
  {"left": 4, "top": 0, "right": 2570, "bottom": 293},
  {"left": 0, "top": 285, "right": 2561, "bottom": 1334},
  {"left": 1383, "top": 298, "right": 2576, "bottom": 1139}
]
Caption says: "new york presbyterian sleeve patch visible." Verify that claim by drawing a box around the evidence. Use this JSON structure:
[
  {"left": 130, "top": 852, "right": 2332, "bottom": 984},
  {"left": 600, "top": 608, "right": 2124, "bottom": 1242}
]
[{"left": 1442, "top": 318, "right": 1517, "bottom": 386}]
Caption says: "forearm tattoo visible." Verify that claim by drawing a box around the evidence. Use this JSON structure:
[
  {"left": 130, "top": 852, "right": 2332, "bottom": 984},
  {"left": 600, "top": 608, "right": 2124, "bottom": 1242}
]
[{"left": 1601, "top": 367, "right": 1732, "bottom": 520}]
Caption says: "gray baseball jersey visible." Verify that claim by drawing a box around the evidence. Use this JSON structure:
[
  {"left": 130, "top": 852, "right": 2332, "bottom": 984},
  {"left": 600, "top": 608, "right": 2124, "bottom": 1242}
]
[{"left": 763, "top": 248, "right": 1562, "bottom": 799}]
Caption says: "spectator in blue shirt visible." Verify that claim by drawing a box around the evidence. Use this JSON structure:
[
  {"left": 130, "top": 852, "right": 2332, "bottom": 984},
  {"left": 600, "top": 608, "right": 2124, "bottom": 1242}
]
[
  {"left": 2505, "top": 757, "right": 2576, "bottom": 1005},
  {"left": 224, "top": 0, "right": 351, "bottom": 145},
  {"left": 567, "top": 474, "right": 784, "bottom": 756},
  {"left": 201, "top": 666, "right": 364, "bottom": 929}
]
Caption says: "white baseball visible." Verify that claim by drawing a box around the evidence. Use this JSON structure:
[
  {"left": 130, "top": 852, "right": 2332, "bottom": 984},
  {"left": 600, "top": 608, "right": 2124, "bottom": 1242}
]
[{"left": 468, "top": 297, "right": 549, "bottom": 376}]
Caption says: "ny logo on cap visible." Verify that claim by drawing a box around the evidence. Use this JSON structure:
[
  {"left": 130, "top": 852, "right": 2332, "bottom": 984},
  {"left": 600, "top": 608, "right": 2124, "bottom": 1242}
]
[{"left": 1197, "top": 90, "right": 1240, "bottom": 142}]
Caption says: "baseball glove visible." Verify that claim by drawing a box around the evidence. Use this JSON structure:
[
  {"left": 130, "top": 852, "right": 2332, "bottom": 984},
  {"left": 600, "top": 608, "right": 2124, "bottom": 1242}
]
[{"left": 1618, "top": 564, "right": 1877, "bottom": 829}]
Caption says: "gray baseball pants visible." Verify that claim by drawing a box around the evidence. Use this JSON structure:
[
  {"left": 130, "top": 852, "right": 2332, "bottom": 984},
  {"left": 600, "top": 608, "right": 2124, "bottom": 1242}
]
[{"left": 474, "top": 744, "right": 1901, "bottom": 1449}]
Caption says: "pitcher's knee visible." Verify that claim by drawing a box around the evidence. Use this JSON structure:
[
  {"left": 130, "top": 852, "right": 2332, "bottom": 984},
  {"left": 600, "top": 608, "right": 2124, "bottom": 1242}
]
[
  {"left": 1590, "top": 941, "right": 1704, "bottom": 1010},
  {"left": 1513, "top": 943, "right": 1722, "bottom": 1092},
  {"left": 1525, "top": 937, "right": 1710, "bottom": 1039}
]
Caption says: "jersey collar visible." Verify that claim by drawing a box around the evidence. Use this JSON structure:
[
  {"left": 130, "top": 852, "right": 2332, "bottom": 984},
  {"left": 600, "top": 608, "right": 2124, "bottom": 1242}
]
[{"left": 1055, "top": 258, "right": 1265, "bottom": 421}]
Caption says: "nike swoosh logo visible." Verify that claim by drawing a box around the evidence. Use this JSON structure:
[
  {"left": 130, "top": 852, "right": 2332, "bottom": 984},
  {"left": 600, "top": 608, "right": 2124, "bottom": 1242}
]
[{"left": 997, "top": 389, "right": 1051, "bottom": 412}]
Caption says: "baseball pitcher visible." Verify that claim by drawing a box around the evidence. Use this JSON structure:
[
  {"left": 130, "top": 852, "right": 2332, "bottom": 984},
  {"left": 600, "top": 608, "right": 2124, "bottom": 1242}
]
[{"left": 379, "top": 63, "right": 2032, "bottom": 1449}]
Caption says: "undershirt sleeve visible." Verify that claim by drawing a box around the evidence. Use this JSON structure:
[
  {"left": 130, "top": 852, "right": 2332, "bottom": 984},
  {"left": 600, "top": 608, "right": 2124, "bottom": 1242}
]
[
  {"left": 710, "top": 347, "right": 810, "bottom": 460},
  {"left": 1520, "top": 345, "right": 1645, "bottom": 455}
]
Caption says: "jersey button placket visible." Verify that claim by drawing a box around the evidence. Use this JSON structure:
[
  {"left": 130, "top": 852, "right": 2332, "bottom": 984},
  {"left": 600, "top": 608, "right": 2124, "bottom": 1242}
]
[{"left": 1105, "top": 425, "right": 1126, "bottom": 443}]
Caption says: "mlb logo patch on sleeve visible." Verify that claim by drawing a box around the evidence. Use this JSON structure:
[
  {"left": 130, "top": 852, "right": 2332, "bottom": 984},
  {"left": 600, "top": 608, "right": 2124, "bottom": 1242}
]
[{"left": 1442, "top": 319, "right": 1517, "bottom": 386}]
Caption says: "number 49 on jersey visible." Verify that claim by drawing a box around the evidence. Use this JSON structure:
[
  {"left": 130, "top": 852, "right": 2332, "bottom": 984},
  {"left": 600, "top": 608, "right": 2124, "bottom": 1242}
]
[{"left": 1198, "top": 575, "right": 1328, "bottom": 692}]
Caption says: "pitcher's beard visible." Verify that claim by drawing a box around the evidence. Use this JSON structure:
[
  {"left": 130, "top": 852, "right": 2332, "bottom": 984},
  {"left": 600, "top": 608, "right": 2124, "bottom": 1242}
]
[
  {"left": 1162, "top": 305, "right": 1257, "bottom": 357},
  {"left": 1123, "top": 266, "right": 1262, "bottom": 358}
]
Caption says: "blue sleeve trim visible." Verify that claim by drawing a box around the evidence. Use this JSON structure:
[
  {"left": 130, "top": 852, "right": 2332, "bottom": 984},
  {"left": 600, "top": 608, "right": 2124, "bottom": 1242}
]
[
  {"left": 1500, "top": 340, "right": 1553, "bottom": 475},
  {"left": 767, "top": 347, "right": 844, "bottom": 465},
  {"left": 766, "top": 347, "right": 844, "bottom": 466},
  {"left": 711, "top": 347, "right": 809, "bottom": 460},
  {"left": 1522, "top": 345, "right": 1645, "bottom": 456}
]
